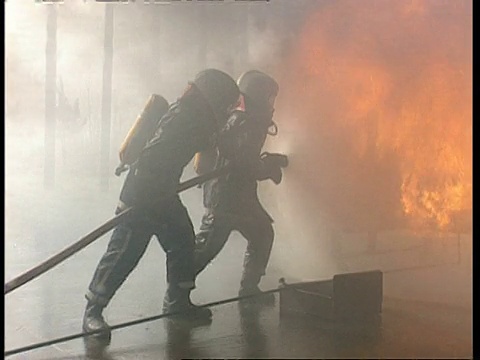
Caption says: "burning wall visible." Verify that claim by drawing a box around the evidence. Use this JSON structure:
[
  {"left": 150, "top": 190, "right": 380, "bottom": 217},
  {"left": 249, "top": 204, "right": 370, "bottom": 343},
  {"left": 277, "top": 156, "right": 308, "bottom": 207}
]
[{"left": 273, "top": 0, "right": 472, "bottom": 234}]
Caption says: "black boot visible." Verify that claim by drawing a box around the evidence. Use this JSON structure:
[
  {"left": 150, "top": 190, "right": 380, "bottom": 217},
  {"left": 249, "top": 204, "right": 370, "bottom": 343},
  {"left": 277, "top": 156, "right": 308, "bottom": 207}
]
[
  {"left": 163, "top": 285, "right": 212, "bottom": 323},
  {"left": 239, "top": 265, "right": 275, "bottom": 306},
  {"left": 82, "top": 301, "right": 111, "bottom": 344},
  {"left": 240, "top": 242, "right": 275, "bottom": 306},
  {"left": 238, "top": 285, "right": 276, "bottom": 306}
]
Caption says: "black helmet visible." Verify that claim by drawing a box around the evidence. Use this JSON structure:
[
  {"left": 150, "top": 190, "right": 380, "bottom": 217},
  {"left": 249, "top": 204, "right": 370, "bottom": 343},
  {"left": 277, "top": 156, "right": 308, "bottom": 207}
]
[
  {"left": 193, "top": 69, "right": 240, "bottom": 122},
  {"left": 237, "top": 70, "right": 279, "bottom": 112}
]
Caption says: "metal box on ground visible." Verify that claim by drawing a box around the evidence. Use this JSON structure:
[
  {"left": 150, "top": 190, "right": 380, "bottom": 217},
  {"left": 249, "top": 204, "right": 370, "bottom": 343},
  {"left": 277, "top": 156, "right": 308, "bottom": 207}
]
[{"left": 279, "top": 270, "right": 383, "bottom": 322}]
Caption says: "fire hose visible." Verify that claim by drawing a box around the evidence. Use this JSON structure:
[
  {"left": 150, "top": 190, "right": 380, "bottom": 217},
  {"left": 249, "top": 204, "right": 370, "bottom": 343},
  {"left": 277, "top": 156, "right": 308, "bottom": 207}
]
[
  {"left": 4, "top": 165, "right": 231, "bottom": 296},
  {"left": 4, "top": 287, "right": 284, "bottom": 357},
  {"left": 3, "top": 163, "right": 299, "bottom": 358},
  {"left": 3, "top": 157, "right": 294, "bottom": 357}
]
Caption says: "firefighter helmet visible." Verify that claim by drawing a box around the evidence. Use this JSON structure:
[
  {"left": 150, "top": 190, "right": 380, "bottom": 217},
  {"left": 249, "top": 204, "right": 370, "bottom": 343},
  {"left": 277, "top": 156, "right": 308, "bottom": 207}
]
[
  {"left": 237, "top": 70, "right": 279, "bottom": 112},
  {"left": 192, "top": 69, "right": 240, "bottom": 122}
]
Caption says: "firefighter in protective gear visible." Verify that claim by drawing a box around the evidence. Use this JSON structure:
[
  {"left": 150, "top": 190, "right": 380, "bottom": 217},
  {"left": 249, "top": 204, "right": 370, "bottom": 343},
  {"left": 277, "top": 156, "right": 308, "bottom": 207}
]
[
  {"left": 83, "top": 69, "right": 240, "bottom": 343},
  {"left": 194, "top": 70, "right": 288, "bottom": 304}
]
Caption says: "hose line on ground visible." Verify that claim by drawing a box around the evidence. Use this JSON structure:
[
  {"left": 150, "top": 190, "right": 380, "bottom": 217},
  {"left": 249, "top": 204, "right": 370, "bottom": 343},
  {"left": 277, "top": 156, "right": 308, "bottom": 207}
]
[{"left": 4, "top": 287, "right": 283, "bottom": 357}]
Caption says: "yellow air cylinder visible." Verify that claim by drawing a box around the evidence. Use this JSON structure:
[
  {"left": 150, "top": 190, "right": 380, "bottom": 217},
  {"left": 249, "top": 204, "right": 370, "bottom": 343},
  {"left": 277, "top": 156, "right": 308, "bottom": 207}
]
[{"left": 119, "top": 94, "right": 169, "bottom": 165}]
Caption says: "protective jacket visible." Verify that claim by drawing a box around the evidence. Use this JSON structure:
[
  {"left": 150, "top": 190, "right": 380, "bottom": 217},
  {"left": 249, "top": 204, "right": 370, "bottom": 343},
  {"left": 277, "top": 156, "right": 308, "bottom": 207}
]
[
  {"left": 202, "top": 96, "right": 275, "bottom": 221},
  {"left": 120, "top": 88, "right": 218, "bottom": 210}
]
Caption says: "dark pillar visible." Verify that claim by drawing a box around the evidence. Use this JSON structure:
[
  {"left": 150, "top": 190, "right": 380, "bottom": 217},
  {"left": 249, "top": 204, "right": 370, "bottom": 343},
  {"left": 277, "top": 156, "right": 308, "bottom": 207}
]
[{"left": 100, "top": 4, "right": 114, "bottom": 192}]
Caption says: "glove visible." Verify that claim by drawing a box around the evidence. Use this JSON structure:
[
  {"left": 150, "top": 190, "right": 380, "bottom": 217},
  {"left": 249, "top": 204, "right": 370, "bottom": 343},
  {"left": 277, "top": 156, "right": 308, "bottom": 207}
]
[
  {"left": 260, "top": 152, "right": 289, "bottom": 168},
  {"left": 267, "top": 164, "right": 283, "bottom": 185},
  {"left": 260, "top": 152, "right": 288, "bottom": 185}
]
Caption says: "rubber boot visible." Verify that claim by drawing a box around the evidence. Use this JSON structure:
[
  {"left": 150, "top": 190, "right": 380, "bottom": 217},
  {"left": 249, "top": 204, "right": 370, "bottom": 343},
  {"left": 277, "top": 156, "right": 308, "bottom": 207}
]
[
  {"left": 239, "top": 268, "right": 275, "bottom": 306},
  {"left": 163, "top": 285, "right": 212, "bottom": 324},
  {"left": 82, "top": 301, "right": 112, "bottom": 344},
  {"left": 238, "top": 285, "right": 275, "bottom": 306}
]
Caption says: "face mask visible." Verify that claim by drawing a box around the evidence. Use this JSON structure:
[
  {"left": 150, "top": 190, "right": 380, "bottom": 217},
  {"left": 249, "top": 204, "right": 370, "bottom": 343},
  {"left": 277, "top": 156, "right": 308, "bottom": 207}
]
[{"left": 268, "top": 94, "right": 277, "bottom": 109}]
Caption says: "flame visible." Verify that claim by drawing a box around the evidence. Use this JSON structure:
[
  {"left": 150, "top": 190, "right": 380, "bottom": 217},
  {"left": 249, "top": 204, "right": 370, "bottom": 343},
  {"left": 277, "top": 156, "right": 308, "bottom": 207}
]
[{"left": 275, "top": 0, "right": 472, "bottom": 233}]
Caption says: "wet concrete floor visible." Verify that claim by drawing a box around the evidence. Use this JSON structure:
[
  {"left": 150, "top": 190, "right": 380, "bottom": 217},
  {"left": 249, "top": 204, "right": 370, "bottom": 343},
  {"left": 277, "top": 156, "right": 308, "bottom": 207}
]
[
  {"left": 5, "top": 268, "right": 472, "bottom": 360},
  {"left": 104, "top": 296, "right": 471, "bottom": 360},
  {"left": 4, "top": 173, "right": 472, "bottom": 359}
]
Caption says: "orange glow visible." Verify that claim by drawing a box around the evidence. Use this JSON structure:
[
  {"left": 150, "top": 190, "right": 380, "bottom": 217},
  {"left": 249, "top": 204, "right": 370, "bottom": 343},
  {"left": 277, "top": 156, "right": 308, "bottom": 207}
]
[{"left": 276, "top": 0, "right": 472, "bottom": 233}]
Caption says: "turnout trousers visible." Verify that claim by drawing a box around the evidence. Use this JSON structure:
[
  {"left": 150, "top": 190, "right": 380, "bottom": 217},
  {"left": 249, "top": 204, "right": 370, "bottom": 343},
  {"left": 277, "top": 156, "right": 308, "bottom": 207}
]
[{"left": 86, "top": 196, "right": 196, "bottom": 307}]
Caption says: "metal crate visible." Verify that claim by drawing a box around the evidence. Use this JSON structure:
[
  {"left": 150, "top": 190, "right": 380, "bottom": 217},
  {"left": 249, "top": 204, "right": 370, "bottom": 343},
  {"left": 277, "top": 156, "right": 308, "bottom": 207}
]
[{"left": 279, "top": 270, "right": 383, "bottom": 322}]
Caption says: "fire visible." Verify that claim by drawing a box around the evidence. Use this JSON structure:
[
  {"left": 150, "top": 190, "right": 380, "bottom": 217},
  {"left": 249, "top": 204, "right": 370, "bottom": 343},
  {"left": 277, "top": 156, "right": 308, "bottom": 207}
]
[{"left": 275, "top": 0, "right": 472, "bottom": 233}]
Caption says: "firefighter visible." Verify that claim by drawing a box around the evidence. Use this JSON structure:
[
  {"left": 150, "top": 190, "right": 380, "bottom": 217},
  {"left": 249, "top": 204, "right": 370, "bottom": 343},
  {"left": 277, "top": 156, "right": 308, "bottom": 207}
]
[
  {"left": 194, "top": 70, "right": 288, "bottom": 303},
  {"left": 82, "top": 69, "right": 240, "bottom": 343}
]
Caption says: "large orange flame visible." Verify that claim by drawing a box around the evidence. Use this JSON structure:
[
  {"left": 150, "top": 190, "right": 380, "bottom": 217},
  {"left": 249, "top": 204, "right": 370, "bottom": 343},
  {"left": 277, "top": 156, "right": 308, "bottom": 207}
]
[{"left": 275, "top": 0, "right": 472, "bottom": 233}]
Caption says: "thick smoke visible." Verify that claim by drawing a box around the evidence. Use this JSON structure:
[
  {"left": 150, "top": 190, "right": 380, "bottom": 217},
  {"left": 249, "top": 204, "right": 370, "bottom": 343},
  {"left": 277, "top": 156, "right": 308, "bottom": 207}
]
[
  {"left": 258, "top": 0, "right": 472, "bottom": 280},
  {"left": 4, "top": 1, "right": 312, "bottom": 285},
  {"left": 5, "top": 0, "right": 472, "bottom": 292}
]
